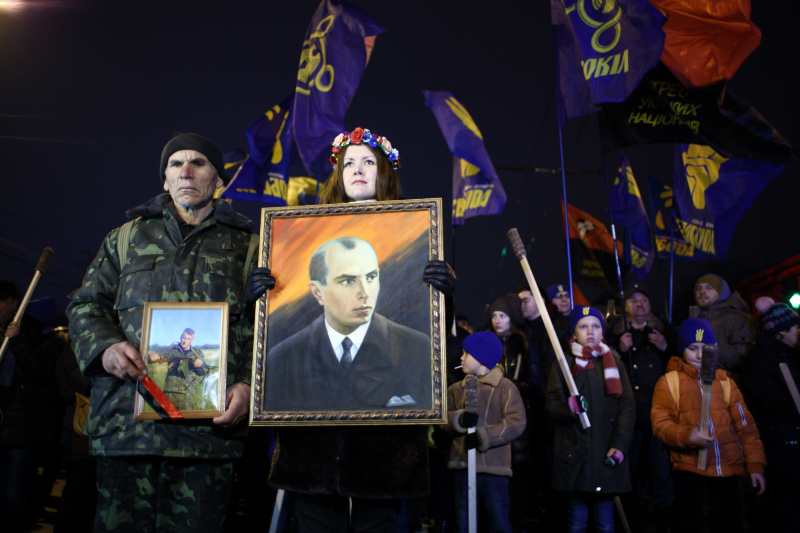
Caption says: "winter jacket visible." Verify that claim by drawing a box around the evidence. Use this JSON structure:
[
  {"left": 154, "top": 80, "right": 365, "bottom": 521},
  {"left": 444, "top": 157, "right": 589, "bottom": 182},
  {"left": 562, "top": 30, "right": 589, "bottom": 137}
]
[
  {"left": 651, "top": 357, "right": 766, "bottom": 477},
  {"left": 607, "top": 314, "right": 670, "bottom": 427},
  {"left": 740, "top": 333, "right": 800, "bottom": 479},
  {"left": 66, "top": 194, "right": 256, "bottom": 459},
  {"left": 447, "top": 367, "right": 527, "bottom": 476},
  {"left": 0, "top": 316, "right": 64, "bottom": 449},
  {"left": 699, "top": 292, "right": 757, "bottom": 375},
  {"left": 545, "top": 348, "right": 635, "bottom": 494}
]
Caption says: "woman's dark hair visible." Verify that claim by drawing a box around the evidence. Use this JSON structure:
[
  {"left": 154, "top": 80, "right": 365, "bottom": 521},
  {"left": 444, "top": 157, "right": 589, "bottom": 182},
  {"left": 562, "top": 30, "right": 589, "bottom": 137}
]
[{"left": 319, "top": 144, "right": 403, "bottom": 204}]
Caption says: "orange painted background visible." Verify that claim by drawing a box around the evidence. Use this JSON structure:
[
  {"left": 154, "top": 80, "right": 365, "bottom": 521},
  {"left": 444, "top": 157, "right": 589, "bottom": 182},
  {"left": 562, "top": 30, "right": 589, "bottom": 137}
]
[{"left": 266, "top": 210, "right": 429, "bottom": 313}]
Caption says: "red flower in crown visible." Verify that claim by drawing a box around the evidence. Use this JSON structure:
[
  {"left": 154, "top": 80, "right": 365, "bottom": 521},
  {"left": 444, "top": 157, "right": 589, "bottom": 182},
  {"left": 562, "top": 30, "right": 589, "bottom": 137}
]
[{"left": 349, "top": 127, "right": 365, "bottom": 144}]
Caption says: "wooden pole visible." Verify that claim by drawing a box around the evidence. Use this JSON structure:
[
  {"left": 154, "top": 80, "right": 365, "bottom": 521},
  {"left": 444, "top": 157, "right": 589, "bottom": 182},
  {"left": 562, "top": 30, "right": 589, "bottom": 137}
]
[
  {"left": 0, "top": 247, "right": 53, "bottom": 363},
  {"left": 507, "top": 229, "right": 590, "bottom": 429}
]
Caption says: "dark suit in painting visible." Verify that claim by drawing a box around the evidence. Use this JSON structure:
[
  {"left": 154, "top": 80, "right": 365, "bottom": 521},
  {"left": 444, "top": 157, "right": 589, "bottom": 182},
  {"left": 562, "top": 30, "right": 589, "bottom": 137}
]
[{"left": 266, "top": 313, "right": 431, "bottom": 411}]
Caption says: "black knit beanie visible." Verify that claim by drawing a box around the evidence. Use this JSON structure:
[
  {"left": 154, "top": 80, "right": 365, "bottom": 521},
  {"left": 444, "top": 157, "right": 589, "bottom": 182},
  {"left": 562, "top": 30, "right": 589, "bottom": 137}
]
[
  {"left": 159, "top": 133, "right": 229, "bottom": 185},
  {"left": 761, "top": 303, "right": 800, "bottom": 336}
]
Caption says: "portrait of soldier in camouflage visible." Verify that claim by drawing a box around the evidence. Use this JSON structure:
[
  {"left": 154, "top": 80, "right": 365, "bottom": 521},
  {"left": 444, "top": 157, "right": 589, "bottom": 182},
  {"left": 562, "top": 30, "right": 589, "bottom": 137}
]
[{"left": 148, "top": 327, "right": 218, "bottom": 411}]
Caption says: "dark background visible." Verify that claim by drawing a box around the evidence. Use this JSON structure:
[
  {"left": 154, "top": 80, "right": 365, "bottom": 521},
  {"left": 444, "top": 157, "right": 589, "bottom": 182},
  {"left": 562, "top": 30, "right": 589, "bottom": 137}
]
[{"left": 2, "top": 0, "right": 798, "bottom": 329}]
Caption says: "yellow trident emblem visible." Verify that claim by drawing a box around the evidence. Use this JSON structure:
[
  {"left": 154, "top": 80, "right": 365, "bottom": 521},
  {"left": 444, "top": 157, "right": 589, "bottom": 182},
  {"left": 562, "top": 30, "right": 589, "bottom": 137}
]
[
  {"left": 695, "top": 329, "right": 704, "bottom": 343},
  {"left": 582, "top": 307, "right": 590, "bottom": 316}
]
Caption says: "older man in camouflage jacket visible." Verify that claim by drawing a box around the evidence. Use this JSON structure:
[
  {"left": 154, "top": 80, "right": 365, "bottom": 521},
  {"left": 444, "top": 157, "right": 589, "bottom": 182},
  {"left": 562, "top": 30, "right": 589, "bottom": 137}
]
[{"left": 67, "top": 133, "right": 256, "bottom": 532}]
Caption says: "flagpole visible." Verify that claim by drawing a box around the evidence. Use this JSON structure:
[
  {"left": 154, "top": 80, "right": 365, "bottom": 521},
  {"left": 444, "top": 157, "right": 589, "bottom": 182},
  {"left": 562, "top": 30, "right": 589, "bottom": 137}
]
[
  {"left": 558, "top": 127, "right": 574, "bottom": 311},
  {"left": 602, "top": 153, "right": 628, "bottom": 331},
  {"left": 669, "top": 219, "right": 675, "bottom": 325},
  {"left": 451, "top": 226, "right": 457, "bottom": 270}
]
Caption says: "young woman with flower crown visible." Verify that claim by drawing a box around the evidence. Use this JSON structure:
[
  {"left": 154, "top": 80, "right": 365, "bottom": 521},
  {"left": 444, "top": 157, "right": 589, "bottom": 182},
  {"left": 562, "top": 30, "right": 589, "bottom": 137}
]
[{"left": 247, "top": 127, "right": 456, "bottom": 532}]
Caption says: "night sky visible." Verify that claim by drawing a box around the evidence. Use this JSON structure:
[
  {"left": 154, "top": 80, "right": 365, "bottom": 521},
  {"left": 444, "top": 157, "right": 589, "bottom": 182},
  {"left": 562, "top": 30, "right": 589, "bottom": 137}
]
[{"left": 2, "top": 0, "right": 798, "bottom": 328}]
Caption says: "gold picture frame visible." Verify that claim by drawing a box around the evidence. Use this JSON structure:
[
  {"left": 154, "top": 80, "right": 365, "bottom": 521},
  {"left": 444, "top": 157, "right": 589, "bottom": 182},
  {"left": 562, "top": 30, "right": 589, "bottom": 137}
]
[
  {"left": 250, "top": 199, "right": 446, "bottom": 425},
  {"left": 134, "top": 301, "right": 229, "bottom": 420}
]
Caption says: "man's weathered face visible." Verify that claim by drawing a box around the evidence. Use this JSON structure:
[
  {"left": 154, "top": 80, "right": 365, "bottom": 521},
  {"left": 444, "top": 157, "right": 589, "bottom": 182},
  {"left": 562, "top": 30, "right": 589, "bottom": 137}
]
[
  {"left": 518, "top": 290, "right": 540, "bottom": 321},
  {"left": 695, "top": 282, "right": 720, "bottom": 309},
  {"left": 309, "top": 241, "right": 380, "bottom": 335},
  {"left": 180, "top": 332, "right": 194, "bottom": 350},
  {"left": 625, "top": 292, "right": 651, "bottom": 322},
  {"left": 163, "top": 150, "right": 223, "bottom": 209}
]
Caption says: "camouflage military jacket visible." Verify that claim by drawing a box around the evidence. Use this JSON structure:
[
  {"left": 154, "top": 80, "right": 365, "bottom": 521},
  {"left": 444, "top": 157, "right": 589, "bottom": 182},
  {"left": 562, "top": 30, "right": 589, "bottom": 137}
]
[{"left": 66, "top": 193, "right": 256, "bottom": 459}]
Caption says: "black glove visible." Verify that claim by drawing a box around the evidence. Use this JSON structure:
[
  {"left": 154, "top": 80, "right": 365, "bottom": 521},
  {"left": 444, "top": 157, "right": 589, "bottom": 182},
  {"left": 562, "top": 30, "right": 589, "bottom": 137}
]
[
  {"left": 422, "top": 260, "right": 456, "bottom": 298},
  {"left": 464, "top": 432, "right": 480, "bottom": 451},
  {"left": 459, "top": 411, "right": 478, "bottom": 428},
  {"left": 246, "top": 267, "right": 276, "bottom": 303}
]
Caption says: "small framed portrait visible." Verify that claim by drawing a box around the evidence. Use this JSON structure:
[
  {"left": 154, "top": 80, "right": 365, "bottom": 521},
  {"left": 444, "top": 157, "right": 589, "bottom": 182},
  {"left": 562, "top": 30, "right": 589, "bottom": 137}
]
[
  {"left": 251, "top": 199, "right": 446, "bottom": 425},
  {"left": 134, "top": 302, "right": 229, "bottom": 420}
]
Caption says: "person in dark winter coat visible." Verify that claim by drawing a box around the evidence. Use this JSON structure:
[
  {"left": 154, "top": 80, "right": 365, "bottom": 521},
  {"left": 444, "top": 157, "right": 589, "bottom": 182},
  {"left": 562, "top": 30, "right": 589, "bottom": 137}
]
[
  {"left": 250, "top": 127, "right": 458, "bottom": 533},
  {"left": 0, "top": 292, "right": 65, "bottom": 533},
  {"left": 546, "top": 283, "right": 572, "bottom": 351},
  {"left": 606, "top": 281, "right": 673, "bottom": 529},
  {"left": 54, "top": 341, "right": 97, "bottom": 533},
  {"left": 740, "top": 303, "right": 800, "bottom": 531},
  {"left": 487, "top": 293, "right": 532, "bottom": 532},
  {"left": 546, "top": 306, "right": 635, "bottom": 533},
  {"left": 694, "top": 274, "right": 757, "bottom": 378}
]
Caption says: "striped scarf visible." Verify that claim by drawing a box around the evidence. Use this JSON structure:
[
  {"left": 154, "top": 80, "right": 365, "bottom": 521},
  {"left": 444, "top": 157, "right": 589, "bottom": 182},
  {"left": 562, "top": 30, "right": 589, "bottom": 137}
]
[{"left": 570, "top": 340, "right": 622, "bottom": 399}]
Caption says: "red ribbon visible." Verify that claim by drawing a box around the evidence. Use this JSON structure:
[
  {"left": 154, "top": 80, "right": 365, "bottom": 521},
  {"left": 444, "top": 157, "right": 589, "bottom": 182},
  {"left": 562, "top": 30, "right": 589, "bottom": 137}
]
[{"left": 141, "top": 376, "right": 184, "bottom": 419}]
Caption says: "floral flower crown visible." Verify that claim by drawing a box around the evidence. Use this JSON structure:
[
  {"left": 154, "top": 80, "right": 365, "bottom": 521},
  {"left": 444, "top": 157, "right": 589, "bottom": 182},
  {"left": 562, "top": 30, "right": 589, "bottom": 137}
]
[{"left": 330, "top": 127, "right": 401, "bottom": 170}]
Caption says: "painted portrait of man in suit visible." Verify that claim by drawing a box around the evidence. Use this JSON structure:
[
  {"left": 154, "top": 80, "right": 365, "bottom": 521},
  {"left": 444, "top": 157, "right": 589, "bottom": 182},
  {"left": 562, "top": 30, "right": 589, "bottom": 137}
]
[{"left": 265, "top": 236, "right": 432, "bottom": 412}]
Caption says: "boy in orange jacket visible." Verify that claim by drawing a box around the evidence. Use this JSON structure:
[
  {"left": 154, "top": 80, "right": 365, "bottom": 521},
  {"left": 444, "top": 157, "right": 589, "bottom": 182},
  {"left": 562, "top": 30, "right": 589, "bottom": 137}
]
[{"left": 651, "top": 318, "right": 766, "bottom": 532}]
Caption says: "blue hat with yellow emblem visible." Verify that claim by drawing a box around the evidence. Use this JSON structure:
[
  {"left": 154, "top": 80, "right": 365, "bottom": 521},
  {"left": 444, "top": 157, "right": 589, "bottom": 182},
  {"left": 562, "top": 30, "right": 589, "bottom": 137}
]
[
  {"left": 677, "top": 318, "right": 716, "bottom": 353},
  {"left": 569, "top": 305, "right": 605, "bottom": 337},
  {"left": 546, "top": 283, "right": 569, "bottom": 301}
]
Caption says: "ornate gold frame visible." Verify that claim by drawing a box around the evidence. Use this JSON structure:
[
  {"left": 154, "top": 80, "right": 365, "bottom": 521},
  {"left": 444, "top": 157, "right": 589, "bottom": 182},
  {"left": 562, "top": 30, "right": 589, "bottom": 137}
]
[{"left": 250, "top": 199, "right": 446, "bottom": 425}]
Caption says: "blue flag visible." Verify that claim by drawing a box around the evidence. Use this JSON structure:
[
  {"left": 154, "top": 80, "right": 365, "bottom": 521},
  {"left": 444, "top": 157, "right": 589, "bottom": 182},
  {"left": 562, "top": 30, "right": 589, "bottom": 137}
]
[
  {"left": 646, "top": 174, "right": 708, "bottom": 262},
  {"left": 552, "top": 0, "right": 665, "bottom": 126},
  {"left": 606, "top": 153, "right": 653, "bottom": 278},
  {"left": 224, "top": 96, "right": 294, "bottom": 205},
  {"left": 423, "top": 91, "right": 506, "bottom": 226},
  {"left": 672, "top": 144, "right": 784, "bottom": 261},
  {"left": 221, "top": 149, "right": 246, "bottom": 180},
  {"left": 293, "top": 0, "right": 384, "bottom": 174}
]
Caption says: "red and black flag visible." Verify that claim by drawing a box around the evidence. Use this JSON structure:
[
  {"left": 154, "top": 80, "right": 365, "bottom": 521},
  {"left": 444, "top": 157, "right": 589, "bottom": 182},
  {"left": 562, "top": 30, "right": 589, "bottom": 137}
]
[
  {"left": 563, "top": 202, "right": 622, "bottom": 288},
  {"left": 598, "top": 63, "right": 796, "bottom": 164}
]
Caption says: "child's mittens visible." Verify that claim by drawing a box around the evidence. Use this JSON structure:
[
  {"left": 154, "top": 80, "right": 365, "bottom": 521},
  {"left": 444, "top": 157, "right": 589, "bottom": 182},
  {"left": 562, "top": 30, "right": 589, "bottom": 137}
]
[
  {"left": 568, "top": 395, "right": 587, "bottom": 415},
  {"left": 604, "top": 449, "right": 624, "bottom": 467},
  {"left": 459, "top": 411, "right": 478, "bottom": 428},
  {"left": 464, "top": 432, "right": 481, "bottom": 450}
]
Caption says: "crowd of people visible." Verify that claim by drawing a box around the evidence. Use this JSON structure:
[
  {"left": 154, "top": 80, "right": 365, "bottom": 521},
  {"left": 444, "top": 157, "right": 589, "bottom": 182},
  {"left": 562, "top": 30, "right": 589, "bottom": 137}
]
[{"left": 1, "top": 126, "right": 798, "bottom": 533}]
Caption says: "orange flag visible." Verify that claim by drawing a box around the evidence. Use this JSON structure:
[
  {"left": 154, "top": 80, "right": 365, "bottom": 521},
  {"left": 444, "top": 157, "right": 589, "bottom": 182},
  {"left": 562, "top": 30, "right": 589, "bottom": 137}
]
[{"left": 650, "top": 0, "right": 761, "bottom": 88}]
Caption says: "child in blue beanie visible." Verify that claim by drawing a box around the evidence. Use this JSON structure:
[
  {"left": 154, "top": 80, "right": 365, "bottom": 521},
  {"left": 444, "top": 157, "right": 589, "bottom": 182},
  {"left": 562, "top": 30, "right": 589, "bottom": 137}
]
[
  {"left": 447, "top": 331, "right": 526, "bottom": 533},
  {"left": 651, "top": 318, "right": 765, "bottom": 532},
  {"left": 546, "top": 305, "right": 635, "bottom": 533}
]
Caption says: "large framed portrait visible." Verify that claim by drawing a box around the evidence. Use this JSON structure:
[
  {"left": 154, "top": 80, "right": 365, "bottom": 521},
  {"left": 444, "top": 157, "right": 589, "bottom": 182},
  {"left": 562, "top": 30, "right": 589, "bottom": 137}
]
[
  {"left": 134, "top": 302, "right": 229, "bottom": 420},
  {"left": 250, "top": 199, "right": 446, "bottom": 425}
]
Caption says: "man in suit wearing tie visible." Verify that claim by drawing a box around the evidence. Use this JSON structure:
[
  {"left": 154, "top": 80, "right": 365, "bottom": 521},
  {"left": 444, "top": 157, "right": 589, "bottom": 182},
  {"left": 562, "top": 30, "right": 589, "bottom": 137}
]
[{"left": 265, "top": 236, "right": 432, "bottom": 412}]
